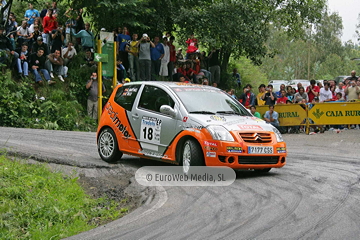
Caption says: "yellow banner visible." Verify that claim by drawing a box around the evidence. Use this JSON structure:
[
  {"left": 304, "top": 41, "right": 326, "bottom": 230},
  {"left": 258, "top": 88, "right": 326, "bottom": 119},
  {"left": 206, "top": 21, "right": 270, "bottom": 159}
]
[
  {"left": 255, "top": 104, "right": 307, "bottom": 126},
  {"left": 308, "top": 102, "right": 360, "bottom": 125}
]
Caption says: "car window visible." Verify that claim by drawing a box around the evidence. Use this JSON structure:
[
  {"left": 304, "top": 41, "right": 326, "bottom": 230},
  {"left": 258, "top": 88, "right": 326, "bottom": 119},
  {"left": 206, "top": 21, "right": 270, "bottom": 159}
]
[
  {"left": 138, "top": 85, "right": 175, "bottom": 113},
  {"left": 114, "top": 85, "right": 141, "bottom": 111}
]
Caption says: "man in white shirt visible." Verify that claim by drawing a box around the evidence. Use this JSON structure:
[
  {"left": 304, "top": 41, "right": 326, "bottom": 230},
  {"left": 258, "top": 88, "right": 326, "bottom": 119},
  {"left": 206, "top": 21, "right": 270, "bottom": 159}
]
[
  {"left": 319, "top": 82, "right": 332, "bottom": 102},
  {"left": 61, "top": 42, "right": 77, "bottom": 77},
  {"left": 159, "top": 37, "right": 170, "bottom": 80}
]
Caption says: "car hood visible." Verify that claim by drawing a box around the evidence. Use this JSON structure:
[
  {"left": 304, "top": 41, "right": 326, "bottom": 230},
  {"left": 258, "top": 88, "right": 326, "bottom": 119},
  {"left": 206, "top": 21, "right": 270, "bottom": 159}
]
[{"left": 187, "top": 114, "right": 275, "bottom": 132}]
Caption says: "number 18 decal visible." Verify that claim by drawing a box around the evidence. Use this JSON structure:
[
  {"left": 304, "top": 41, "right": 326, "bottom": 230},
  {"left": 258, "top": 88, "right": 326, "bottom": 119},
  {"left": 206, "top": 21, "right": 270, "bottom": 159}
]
[{"left": 140, "top": 116, "right": 162, "bottom": 143}]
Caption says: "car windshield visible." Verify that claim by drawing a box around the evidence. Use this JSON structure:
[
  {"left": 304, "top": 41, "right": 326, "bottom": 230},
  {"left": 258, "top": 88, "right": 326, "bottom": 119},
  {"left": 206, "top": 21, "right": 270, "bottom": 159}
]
[{"left": 171, "top": 86, "right": 251, "bottom": 116}]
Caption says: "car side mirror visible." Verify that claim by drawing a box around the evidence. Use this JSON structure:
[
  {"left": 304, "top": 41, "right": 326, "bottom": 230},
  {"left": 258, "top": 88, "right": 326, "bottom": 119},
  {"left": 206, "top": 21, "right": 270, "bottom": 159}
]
[{"left": 160, "top": 105, "right": 176, "bottom": 118}]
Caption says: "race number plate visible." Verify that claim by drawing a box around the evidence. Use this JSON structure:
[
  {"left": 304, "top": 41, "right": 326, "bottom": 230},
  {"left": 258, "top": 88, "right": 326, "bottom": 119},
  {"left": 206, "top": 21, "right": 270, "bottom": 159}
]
[{"left": 248, "top": 146, "right": 273, "bottom": 154}]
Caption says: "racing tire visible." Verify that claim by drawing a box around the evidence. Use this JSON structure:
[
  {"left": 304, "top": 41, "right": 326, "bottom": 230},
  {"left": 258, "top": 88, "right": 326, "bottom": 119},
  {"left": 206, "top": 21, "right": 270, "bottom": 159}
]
[
  {"left": 255, "top": 168, "right": 272, "bottom": 173},
  {"left": 181, "top": 139, "right": 204, "bottom": 175},
  {"left": 98, "top": 128, "right": 123, "bottom": 163}
]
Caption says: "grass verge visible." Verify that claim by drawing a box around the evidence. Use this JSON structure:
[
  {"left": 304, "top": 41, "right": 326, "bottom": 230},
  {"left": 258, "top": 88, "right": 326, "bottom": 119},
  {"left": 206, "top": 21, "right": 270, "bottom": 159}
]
[{"left": 0, "top": 153, "right": 128, "bottom": 240}]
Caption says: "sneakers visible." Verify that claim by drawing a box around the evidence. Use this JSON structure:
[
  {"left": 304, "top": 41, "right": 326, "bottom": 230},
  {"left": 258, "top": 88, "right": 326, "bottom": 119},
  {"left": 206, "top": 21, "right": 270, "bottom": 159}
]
[
  {"left": 50, "top": 72, "right": 54, "bottom": 78},
  {"left": 58, "top": 75, "right": 64, "bottom": 82},
  {"left": 48, "top": 80, "right": 56, "bottom": 85}
]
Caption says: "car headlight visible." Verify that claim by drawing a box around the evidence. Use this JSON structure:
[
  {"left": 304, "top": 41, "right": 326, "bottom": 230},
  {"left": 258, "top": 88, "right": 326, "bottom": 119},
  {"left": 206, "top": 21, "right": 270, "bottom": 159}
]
[
  {"left": 272, "top": 127, "right": 284, "bottom": 142},
  {"left": 206, "top": 125, "right": 235, "bottom": 142}
]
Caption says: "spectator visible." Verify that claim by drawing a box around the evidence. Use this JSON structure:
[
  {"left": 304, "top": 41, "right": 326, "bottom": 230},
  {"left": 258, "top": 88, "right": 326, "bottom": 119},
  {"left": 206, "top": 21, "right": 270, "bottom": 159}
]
[
  {"left": 275, "top": 84, "right": 285, "bottom": 98},
  {"left": 45, "top": 49, "right": 65, "bottom": 82},
  {"left": 296, "top": 82, "right": 302, "bottom": 92},
  {"left": 17, "top": 20, "right": 33, "bottom": 46},
  {"left": 127, "top": 33, "right": 139, "bottom": 81},
  {"left": 75, "top": 9, "right": 84, "bottom": 34},
  {"left": 50, "top": 24, "right": 64, "bottom": 53},
  {"left": 345, "top": 80, "right": 360, "bottom": 101},
  {"left": 82, "top": 49, "right": 96, "bottom": 68},
  {"left": 333, "top": 92, "right": 344, "bottom": 101},
  {"left": 208, "top": 48, "right": 220, "bottom": 84},
  {"left": 116, "top": 58, "right": 126, "bottom": 83},
  {"left": 16, "top": 43, "right": 30, "bottom": 79},
  {"left": 239, "top": 84, "right": 255, "bottom": 107},
  {"left": 277, "top": 89, "right": 288, "bottom": 104},
  {"left": 28, "top": 17, "right": 42, "bottom": 33},
  {"left": 167, "top": 36, "right": 176, "bottom": 80},
  {"left": 64, "top": 9, "right": 77, "bottom": 45},
  {"left": 51, "top": 1, "right": 60, "bottom": 17},
  {"left": 335, "top": 81, "right": 346, "bottom": 101},
  {"left": 255, "top": 84, "right": 266, "bottom": 106},
  {"left": 116, "top": 26, "right": 131, "bottom": 70},
  {"left": 62, "top": 42, "right": 77, "bottom": 66},
  {"left": 228, "top": 89, "right": 237, "bottom": 99},
  {"left": 212, "top": 82, "right": 218, "bottom": 88},
  {"left": 179, "top": 74, "right": 189, "bottom": 83},
  {"left": 0, "top": 26, "right": 18, "bottom": 69},
  {"left": 184, "top": 61, "right": 196, "bottom": 83},
  {"left": 136, "top": 33, "right": 154, "bottom": 81},
  {"left": 285, "top": 85, "right": 294, "bottom": 102},
  {"left": 176, "top": 48, "right": 184, "bottom": 62},
  {"left": 159, "top": 37, "right": 170, "bottom": 80},
  {"left": 72, "top": 23, "right": 94, "bottom": 51},
  {"left": 250, "top": 105, "right": 261, "bottom": 118},
  {"left": 232, "top": 68, "right": 241, "bottom": 88},
  {"left": 293, "top": 86, "right": 309, "bottom": 103},
  {"left": 42, "top": 8, "right": 58, "bottom": 45},
  {"left": 345, "top": 70, "right": 358, "bottom": 82},
  {"left": 329, "top": 85, "right": 336, "bottom": 99},
  {"left": 24, "top": 3, "right": 40, "bottom": 25},
  {"left": 264, "top": 105, "right": 280, "bottom": 128},
  {"left": 29, "top": 25, "right": 42, "bottom": 52},
  {"left": 306, "top": 79, "right": 320, "bottom": 102},
  {"left": 319, "top": 82, "right": 332, "bottom": 102},
  {"left": 40, "top": 2, "right": 50, "bottom": 19},
  {"left": 261, "top": 84, "right": 277, "bottom": 105},
  {"left": 201, "top": 77, "right": 209, "bottom": 85},
  {"left": 32, "top": 36, "right": 49, "bottom": 56},
  {"left": 185, "top": 33, "right": 198, "bottom": 59},
  {"left": 29, "top": 47, "right": 54, "bottom": 85},
  {"left": 150, "top": 36, "right": 164, "bottom": 80}
]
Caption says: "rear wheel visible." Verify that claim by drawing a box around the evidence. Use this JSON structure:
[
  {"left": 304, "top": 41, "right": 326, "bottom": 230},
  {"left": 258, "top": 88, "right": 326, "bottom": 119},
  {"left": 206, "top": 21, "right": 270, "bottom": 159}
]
[
  {"left": 181, "top": 139, "right": 204, "bottom": 174},
  {"left": 98, "top": 128, "right": 123, "bottom": 163}
]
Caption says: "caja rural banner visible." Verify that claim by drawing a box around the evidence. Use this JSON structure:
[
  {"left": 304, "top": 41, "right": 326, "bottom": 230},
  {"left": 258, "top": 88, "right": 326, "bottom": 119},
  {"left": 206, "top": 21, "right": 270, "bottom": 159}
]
[
  {"left": 308, "top": 102, "right": 360, "bottom": 125},
  {"left": 255, "top": 104, "right": 308, "bottom": 126}
]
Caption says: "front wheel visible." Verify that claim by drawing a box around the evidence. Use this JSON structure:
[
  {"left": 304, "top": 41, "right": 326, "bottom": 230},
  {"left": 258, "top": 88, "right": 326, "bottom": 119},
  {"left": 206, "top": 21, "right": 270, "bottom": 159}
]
[
  {"left": 181, "top": 139, "right": 204, "bottom": 175},
  {"left": 98, "top": 128, "right": 123, "bottom": 163}
]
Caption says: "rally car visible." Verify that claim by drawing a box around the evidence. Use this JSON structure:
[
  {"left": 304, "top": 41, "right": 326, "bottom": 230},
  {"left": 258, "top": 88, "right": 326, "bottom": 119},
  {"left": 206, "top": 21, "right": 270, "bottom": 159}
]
[{"left": 97, "top": 82, "right": 286, "bottom": 174}]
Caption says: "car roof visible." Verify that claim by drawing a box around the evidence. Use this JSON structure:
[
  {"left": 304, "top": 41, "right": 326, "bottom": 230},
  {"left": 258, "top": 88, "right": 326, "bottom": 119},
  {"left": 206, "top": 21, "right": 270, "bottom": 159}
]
[{"left": 122, "top": 81, "right": 218, "bottom": 89}]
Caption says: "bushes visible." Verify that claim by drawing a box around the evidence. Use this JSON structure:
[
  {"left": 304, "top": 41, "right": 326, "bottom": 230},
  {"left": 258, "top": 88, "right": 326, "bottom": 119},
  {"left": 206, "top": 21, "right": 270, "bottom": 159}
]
[{"left": 0, "top": 53, "right": 103, "bottom": 131}]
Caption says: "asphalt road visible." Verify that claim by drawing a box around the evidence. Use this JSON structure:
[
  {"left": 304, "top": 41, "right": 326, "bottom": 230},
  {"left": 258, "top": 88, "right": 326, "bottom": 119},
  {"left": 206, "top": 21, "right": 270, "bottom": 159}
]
[{"left": 1, "top": 127, "right": 360, "bottom": 240}]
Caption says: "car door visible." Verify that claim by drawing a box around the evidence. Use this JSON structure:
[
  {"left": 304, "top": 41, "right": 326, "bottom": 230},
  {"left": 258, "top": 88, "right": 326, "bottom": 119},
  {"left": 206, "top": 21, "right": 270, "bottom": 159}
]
[{"left": 128, "top": 84, "right": 179, "bottom": 158}]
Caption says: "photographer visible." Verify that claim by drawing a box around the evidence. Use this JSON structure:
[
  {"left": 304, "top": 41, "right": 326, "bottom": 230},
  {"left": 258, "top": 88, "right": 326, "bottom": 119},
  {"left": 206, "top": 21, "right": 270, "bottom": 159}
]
[
  {"left": 50, "top": 24, "right": 64, "bottom": 53},
  {"left": 306, "top": 79, "right": 320, "bottom": 102},
  {"left": 239, "top": 84, "right": 255, "bottom": 107},
  {"left": 261, "top": 84, "right": 277, "bottom": 105},
  {"left": 136, "top": 33, "right": 155, "bottom": 81}
]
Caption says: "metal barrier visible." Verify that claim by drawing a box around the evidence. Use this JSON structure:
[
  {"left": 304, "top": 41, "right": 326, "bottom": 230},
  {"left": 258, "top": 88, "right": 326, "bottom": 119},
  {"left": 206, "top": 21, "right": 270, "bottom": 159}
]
[{"left": 255, "top": 102, "right": 360, "bottom": 134}]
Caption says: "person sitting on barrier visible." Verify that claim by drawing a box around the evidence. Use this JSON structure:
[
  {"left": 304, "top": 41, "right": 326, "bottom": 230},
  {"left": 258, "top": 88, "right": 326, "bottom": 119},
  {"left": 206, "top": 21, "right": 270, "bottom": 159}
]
[
  {"left": 293, "top": 87, "right": 309, "bottom": 103},
  {"left": 345, "top": 80, "right": 360, "bottom": 101},
  {"left": 264, "top": 105, "right": 286, "bottom": 133},
  {"left": 306, "top": 79, "right": 320, "bottom": 102},
  {"left": 276, "top": 89, "right": 288, "bottom": 104},
  {"left": 250, "top": 105, "right": 261, "bottom": 118},
  {"left": 261, "top": 84, "right": 277, "bottom": 105},
  {"left": 319, "top": 82, "right": 332, "bottom": 102}
]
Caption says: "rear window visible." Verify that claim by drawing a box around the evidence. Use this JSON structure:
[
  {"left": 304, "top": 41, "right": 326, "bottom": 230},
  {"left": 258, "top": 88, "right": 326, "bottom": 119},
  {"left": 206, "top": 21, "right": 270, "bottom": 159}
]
[{"left": 114, "top": 85, "right": 141, "bottom": 111}]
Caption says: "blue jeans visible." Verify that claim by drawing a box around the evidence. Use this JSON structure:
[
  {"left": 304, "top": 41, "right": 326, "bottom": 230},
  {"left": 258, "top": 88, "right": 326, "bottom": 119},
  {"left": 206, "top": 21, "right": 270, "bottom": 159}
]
[
  {"left": 31, "top": 68, "right": 50, "bottom": 82},
  {"left": 17, "top": 59, "right": 29, "bottom": 76}
]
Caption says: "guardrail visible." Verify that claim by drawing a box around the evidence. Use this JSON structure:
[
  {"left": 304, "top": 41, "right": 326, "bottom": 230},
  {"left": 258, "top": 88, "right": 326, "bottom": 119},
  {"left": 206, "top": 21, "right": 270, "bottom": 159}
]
[{"left": 254, "top": 101, "right": 360, "bottom": 134}]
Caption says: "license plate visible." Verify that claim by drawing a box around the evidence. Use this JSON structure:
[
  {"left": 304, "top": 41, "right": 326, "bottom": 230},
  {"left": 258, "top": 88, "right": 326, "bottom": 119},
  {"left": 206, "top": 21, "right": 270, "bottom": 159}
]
[{"left": 248, "top": 146, "right": 273, "bottom": 154}]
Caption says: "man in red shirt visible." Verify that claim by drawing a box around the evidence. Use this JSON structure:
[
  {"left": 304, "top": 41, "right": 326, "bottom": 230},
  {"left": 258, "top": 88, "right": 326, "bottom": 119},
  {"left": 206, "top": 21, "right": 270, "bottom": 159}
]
[
  {"left": 167, "top": 36, "right": 176, "bottom": 80},
  {"left": 185, "top": 34, "right": 198, "bottom": 59},
  {"left": 306, "top": 79, "right": 320, "bottom": 102},
  {"left": 276, "top": 90, "right": 288, "bottom": 104}
]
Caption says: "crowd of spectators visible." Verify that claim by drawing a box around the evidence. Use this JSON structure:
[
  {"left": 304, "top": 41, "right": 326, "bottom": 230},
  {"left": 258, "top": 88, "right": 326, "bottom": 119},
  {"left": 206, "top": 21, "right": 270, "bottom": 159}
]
[{"left": 0, "top": 3, "right": 94, "bottom": 84}]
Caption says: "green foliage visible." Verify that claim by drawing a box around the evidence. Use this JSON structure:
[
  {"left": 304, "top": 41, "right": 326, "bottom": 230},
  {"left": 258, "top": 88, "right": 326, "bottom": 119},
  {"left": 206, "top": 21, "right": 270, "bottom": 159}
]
[{"left": 0, "top": 153, "right": 127, "bottom": 239}]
